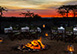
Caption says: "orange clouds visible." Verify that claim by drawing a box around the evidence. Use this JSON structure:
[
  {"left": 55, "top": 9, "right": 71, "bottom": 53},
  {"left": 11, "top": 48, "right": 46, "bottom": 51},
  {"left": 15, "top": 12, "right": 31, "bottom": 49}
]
[
  {"left": 0, "top": 0, "right": 77, "bottom": 17},
  {"left": 3, "top": 9, "right": 75, "bottom": 17}
]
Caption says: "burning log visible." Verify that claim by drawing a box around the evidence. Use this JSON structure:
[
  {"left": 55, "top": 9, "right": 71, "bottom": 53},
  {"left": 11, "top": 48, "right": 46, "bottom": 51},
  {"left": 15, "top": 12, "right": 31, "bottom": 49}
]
[{"left": 16, "top": 37, "right": 48, "bottom": 52}]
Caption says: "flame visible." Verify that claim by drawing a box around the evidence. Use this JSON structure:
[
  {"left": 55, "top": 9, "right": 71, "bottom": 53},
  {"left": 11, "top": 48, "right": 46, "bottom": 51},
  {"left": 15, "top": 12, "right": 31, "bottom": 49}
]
[
  {"left": 24, "top": 37, "right": 45, "bottom": 50},
  {"left": 43, "top": 24, "right": 45, "bottom": 28},
  {"left": 67, "top": 45, "right": 74, "bottom": 52},
  {"left": 45, "top": 33, "right": 48, "bottom": 36}
]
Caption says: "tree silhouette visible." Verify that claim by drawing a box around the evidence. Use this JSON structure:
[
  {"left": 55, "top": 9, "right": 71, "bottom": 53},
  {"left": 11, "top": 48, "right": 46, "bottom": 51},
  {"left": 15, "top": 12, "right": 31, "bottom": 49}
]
[
  {"left": 20, "top": 10, "right": 34, "bottom": 18},
  {"left": 57, "top": 9, "right": 66, "bottom": 17},
  {"left": 58, "top": 5, "right": 71, "bottom": 17},
  {"left": 34, "top": 14, "right": 41, "bottom": 18},
  {"left": 57, "top": 5, "right": 77, "bottom": 17},
  {"left": 0, "top": 6, "right": 8, "bottom": 17},
  {"left": 69, "top": 5, "right": 77, "bottom": 17}
]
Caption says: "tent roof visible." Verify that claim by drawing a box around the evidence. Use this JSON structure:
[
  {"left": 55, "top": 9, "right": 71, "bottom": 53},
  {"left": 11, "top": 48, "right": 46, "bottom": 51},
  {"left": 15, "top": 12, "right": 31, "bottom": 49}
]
[
  {"left": 73, "top": 27, "right": 77, "bottom": 31},
  {"left": 21, "top": 26, "right": 29, "bottom": 29},
  {"left": 58, "top": 26, "right": 65, "bottom": 30}
]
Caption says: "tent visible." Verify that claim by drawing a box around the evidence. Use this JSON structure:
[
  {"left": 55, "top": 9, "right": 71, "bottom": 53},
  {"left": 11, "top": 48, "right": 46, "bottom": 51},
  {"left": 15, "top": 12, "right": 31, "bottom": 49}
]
[
  {"left": 73, "top": 27, "right": 77, "bottom": 31},
  {"left": 58, "top": 26, "right": 65, "bottom": 33},
  {"left": 73, "top": 27, "right": 77, "bottom": 35},
  {"left": 4, "top": 26, "right": 13, "bottom": 33},
  {"left": 58, "top": 26, "right": 65, "bottom": 30},
  {"left": 37, "top": 27, "right": 41, "bottom": 32},
  {"left": 21, "top": 26, "right": 29, "bottom": 32}
]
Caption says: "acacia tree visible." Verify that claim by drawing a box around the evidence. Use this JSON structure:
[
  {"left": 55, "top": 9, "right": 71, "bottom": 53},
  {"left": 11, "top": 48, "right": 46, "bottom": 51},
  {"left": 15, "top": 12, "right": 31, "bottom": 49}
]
[
  {"left": 57, "top": 9, "right": 66, "bottom": 17},
  {"left": 69, "top": 5, "right": 77, "bottom": 17},
  {"left": 58, "top": 5, "right": 70, "bottom": 17},
  {"left": 0, "top": 6, "right": 8, "bottom": 17},
  {"left": 57, "top": 5, "right": 77, "bottom": 17},
  {"left": 20, "top": 10, "right": 34, "bottom": 18}
]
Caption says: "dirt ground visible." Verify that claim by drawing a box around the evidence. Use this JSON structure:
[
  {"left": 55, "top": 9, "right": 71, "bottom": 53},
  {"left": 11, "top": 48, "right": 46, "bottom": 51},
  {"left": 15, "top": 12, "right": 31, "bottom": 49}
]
[{"left": 0, "top": 35, "right": 77, "bottom": 54}]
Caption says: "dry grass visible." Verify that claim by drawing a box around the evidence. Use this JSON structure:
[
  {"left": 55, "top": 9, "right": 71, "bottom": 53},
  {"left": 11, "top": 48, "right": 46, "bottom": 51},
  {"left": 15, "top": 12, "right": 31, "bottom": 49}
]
[{"left": 0, "top": 36, "right": 77, "bottom": 54}]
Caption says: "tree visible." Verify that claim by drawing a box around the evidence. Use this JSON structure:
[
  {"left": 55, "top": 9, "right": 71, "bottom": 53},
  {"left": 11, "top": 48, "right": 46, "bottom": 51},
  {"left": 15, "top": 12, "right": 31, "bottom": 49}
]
[
  {"left": 69, "top": 5, "right": 77, "bottom": 17},
  {"left": 0, "top": 6, "right": 8, "bottom": 17},
  {"left": 34, "top": 14, "right": 41, "bottom": 19},
  {"left": 20, "top": 10, "right": 41, "bottom": 19},
  {"left": 58, "top": 5, "right": 71, "bottom": 17},
  {"left": 57, "top": 5, "right": 77, "bottom": 17},
  {"left": 57, "top": 9, "right": 66, "bottom": 17},
  {"left": 0, "top": 6, "right": 7, "bottom": 33},
  {"left": 20, "top": 10, "right": 34, "bottom": 18}
]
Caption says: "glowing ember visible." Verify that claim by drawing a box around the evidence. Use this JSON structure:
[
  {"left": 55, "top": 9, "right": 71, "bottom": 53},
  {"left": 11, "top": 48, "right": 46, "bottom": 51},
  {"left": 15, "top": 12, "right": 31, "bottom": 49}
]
[
  {"left": 18, "top": 37, "right": 46, "bottom": 51},
  {"left": 67, "top": 45, "right": 74, "bottom": 52}
]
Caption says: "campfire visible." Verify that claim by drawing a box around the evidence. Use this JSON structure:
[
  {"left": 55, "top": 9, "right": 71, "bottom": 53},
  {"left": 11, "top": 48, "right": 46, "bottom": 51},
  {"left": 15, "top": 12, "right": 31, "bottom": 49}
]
[
  {"left": 17, "top": 37, "right": 48, "bottom": 52},
  {"left": 67, "top": 45, "right": 74, "bottom": 52},
  {"left": 66, "top": 44, "right": 74, "bottom": 54}
]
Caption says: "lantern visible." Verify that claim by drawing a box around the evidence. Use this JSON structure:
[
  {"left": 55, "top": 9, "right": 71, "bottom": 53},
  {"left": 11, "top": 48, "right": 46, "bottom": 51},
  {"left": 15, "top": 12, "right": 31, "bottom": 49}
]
[
  {"left": 43, "top": 24, "right": 45, "bottom": 28},
  {"left": 0, "top": 37, "right": 3, "bottom": 43},
  {"left": 45, "top": 33, "right": 48, "bottom": 36}
]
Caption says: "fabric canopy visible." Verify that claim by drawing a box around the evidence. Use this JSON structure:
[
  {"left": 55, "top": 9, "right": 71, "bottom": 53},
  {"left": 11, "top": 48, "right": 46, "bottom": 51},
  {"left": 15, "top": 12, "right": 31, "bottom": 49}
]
[
  {"left": 21, "top": 26, "right": 29, "bottom": 30},
  {"left": 73, "top": 27, "right": 77, "bottom": 31},
  {"left": 58, "top": 26, "right": 65, "bottom": 30}
]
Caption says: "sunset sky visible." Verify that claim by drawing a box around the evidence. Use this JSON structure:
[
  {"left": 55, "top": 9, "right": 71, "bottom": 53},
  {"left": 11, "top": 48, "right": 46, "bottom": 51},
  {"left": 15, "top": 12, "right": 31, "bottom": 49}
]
[{"left": 0, "top": 0, "right": 77, "bottom": 17}]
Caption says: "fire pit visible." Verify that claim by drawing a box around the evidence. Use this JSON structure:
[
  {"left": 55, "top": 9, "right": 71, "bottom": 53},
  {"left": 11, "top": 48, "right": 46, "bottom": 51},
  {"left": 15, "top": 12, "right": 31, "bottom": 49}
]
[
  {"left": 14, "top": 37, "right": 49, "bottom": 52},
  {"left": 64, "top": 44, "right": 74, "bottom": 54},
  {"left": 67, "top": 44, "right": 74, "bottom": 54}
]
